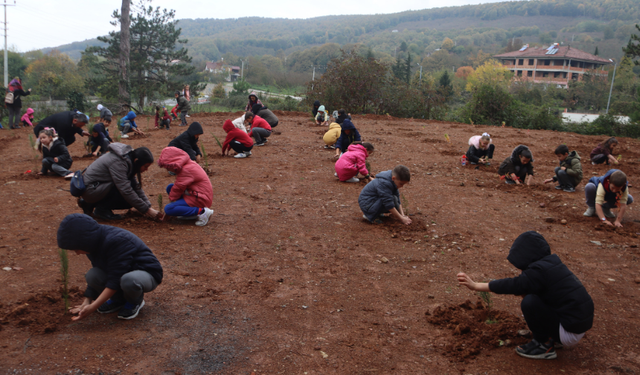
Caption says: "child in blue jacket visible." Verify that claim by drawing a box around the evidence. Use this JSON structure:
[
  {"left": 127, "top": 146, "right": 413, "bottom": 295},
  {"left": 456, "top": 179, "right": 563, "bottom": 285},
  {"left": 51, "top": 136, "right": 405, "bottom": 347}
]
[
  {"left": 334, "top": 118, "right": 361, "bottom": 159},
  {"left": 118, "top": 111, "right": 144, "bottom": 139},
  {"left": 457, "top": 231, "right": 594, "bottom": 360},
  {"left": 57, "top": 214, "right": 163, "bottom": 320},
  {"left": 583, "top": 169, "right": 634, "bottom": 227},
  {"left": 358, "top": 165, "right": 411, "bottom": 225}
]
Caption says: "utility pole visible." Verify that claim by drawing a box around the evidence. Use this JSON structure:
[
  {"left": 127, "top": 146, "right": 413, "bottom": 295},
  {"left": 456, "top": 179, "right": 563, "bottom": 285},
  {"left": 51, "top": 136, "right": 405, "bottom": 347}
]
[
  {"left": 2, "top": 0, "right": 15, "bottom": 88},
  {"left": 606, "top": 59, "right": 617, "bottom": 115},
  {"left": 416, "top": 62, "right": 422, "bottom": 83},
  {"left": 241, "top": 60, "right": 244, "bottom": 79},
  {"left": 312, "top": 65, "right": 316, "bottom": 81}
]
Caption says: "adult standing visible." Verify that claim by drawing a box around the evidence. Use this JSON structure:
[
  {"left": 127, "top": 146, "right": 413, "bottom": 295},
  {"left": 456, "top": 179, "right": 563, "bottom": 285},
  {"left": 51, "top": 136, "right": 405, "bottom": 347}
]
[
  {"left": 77, "top": 143, "right": 159, "bottom": 221},
  {"left": 6, "top": 77, "right": 31, "bottom": 129},
  {"left": 33, "top": 111, "right": 89, "bottom": 147}
]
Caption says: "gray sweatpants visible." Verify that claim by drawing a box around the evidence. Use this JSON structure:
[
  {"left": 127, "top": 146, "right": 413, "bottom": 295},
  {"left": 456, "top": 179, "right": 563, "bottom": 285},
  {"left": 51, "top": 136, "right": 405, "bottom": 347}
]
[
  {"left": 180, "top": 111, "right": 188, "bottom": 126},
  {"left": 554, "top": 167, "right": 574, "bottom": 188},
  {"left": 252, "top": 127, "right": 271, "bottom": 144},
  {"left": 120, "top": 121, "right": 132, "bottom": 135},
  {"left": 85, "top": 267, "right": 158, "bottom": 304},
  {"left": 42, "top": 157, "right": 71, "bottom": 177},
  {"left": 584, "top": 182, "right": 634, "bottom": 208}
]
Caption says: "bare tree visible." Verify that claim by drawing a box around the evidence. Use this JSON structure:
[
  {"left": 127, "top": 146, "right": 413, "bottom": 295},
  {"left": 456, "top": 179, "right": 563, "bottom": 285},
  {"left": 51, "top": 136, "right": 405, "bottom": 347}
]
[{"left": 119, "top": 0, "right": 131, "bottom": 110}]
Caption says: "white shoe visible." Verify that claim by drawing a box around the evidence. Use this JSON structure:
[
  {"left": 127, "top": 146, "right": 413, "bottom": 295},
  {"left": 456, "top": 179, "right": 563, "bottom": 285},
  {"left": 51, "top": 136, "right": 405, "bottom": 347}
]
[
  {"left": 186, "top": 115, "right": 190, "bottom": 117},
  {"left": 121, "top": 134, "right": 129, "bottom": 139},
  {"left": 345, "top": 177, "right": 360, "bottom": 183},
  {"left": 255, "top": 143, "right": 265, "bottom": 146},
  {"left": 195, "top": 207, "right": 214, "bottom": 226},
  {"left": 334, "top": 172, "right": 338, "bottom": 177},
  {"left": 234, "top": 152, "right": 247, "bottom": 158},
  {"left": 245, "top": 151, "right": 251, "bottom": 156},
  {"left": 583, "top": 207, "right": 595, "bottom": 217}
]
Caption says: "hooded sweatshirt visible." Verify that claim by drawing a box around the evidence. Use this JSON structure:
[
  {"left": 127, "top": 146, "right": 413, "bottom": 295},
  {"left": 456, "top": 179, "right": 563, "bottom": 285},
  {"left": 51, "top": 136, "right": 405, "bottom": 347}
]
[
  {"left": 176, "top": 93, "right": 191, "bottom": 112},
  {"left": 335, "top": 119, "right": 361, "bottom": 153},
  {"left": 489, "top": 231, "right": 594, "bottom": 334},
  {"left": 315, "top": 105, "right": 328, "bottom": 121},
  {"left": 358, "top": 170, "right": 399, "bottom": 221},
  {"left": 498, "top": 144, "right": 534, "bottom": 178},
  {"left": 119, "top": 111, "right": 138, "bottom": 130},
  {"left": 559, "top": 150, "right": 583, "bottom": 186},
  {"left": 323, "top": 122, "right": 342, "bottom": 146},
  {"left": 21, "top": 108, "right": 34, "bottom": 126},
  {"left": 335, "top": 144, "right": 370, "bottom": 181},
  {"left": 222, "top": 119, "right": 254, "bottom": 153},
  {"left": 312, "top": 100, "right": 321, "bottom": 116},
  {"left": 81, "top": 143, "right": 152, "bottom": 214},
  {"left": 33, "top": 111, "right": 84, "bottom": 147},
  {"left": 245, "top": 91, "right": 262, "bottom": 111},
  {"left": 42, "top": 137, "right": 73, "bottom": 169},
  {"left": 91, "top": 122, "right": 111, "bottom": 146},
  {"left": 252, "top": 104, "right": 279, "bottom": 127},
  {"left": 97, "top": 104, "right": 112, "bottom": 121},
  {"left": 247, "top": 115, "right": 271, "bottom": 137},
  {"left": 57, "top": 214, "right": 163, "bottom": 297},
  {"left": 158, "top": 147, "right": 213, "bottom": 208},
  {"left": 168, "top": 122, "right": 203, "bottom": 161}
]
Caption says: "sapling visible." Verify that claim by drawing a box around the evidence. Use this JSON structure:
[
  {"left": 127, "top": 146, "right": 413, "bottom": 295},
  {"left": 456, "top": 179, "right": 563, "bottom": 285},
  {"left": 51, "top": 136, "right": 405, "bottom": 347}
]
[
  {"left": 58, "top": 248, "right": 70, "bottom": 312},
  {"left": 201, "top": 145, "right": 210, "bottom": 169},
  {"left": 444, "top": 133, "right": 450, "bottom": 143},
  {"left": 157, "top": 194, "right": 164, "bottom": 213},
  {"left": 401, "top": 194, "right": 409, "bottom": 215},
  {"left": 28, "top": 134, "right": 40, "bottom": 168},
  {"left": 365, "top": 160, "right": 371, "bottom": 175},
  {"left": 478, "top": 291, "right": 497, "bottom": 324},
  {"left": 212, "top": 134, "right": 223, "bottom": 150}
]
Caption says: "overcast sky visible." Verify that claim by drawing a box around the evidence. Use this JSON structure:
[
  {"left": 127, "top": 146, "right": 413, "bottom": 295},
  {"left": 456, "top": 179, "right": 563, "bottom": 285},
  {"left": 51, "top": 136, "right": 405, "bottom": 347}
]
[{"left": 9, "top": 0, "right": 502, "bottom": 52}]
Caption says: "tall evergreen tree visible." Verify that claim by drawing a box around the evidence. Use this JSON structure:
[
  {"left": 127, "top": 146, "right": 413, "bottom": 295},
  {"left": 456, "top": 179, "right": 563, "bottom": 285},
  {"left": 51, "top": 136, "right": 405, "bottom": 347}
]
[
  {"left": 405, "top": 52, "right": 412, "bottom": 84},
  {"left": 594, "top": 46, "right": 599, "bottom": 55},
  {"left": 623, "top": 24, "right": 640, "bottom": 65}
]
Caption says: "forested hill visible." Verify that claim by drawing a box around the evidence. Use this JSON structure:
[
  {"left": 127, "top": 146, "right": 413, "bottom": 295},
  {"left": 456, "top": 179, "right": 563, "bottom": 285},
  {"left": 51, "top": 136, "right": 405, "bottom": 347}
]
[{"left": 47, "top": 0, "right": 639, "bottom": 70}]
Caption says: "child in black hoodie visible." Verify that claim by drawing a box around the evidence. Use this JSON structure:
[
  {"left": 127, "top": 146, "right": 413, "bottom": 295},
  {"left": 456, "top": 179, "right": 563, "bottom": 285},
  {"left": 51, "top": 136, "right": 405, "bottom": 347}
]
[
  {"left": 498, "top": 145, "right": 534, "bottom": 185},
  {"left": 457, "top": 231, "right": 594, "bottom": 360},
  {"left": 168, "top": 122, "right": 203, "bottom": 162},
  {"left": 57, "top": 214, "right": 163, "bottom": 320}
]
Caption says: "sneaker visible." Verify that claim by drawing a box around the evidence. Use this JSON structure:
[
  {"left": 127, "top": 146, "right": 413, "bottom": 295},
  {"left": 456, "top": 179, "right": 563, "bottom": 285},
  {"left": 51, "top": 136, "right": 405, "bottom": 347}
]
[
  {"left": 121, "top": 134, "right": 129, "bottom": 139},
  {"left": 555, "top": 185, "right": 564, "bottom": 190},
  {"left": 345, "top": 177, "right": 360, "bottom": 183},
  {"left": 195, "top": 207, "right": 214, "bottom": 226},
  {"left": 98, "top": 298, "right": 125, "bottom": 314},
  {"left": 94, "top": 207, "right": 123, "bottom": 220},
  {"left": 255, "top": 143, "right": 265, "bottom": 146},
  {"left": 334, "top": 172, "right": 338, "bottom": 177},
  {"left": 602, "top": 207, "right": 617, "bottom": 218},
  {"left": 186, "top": 114, "right": 190, "bottom": 117},
  {"left": 234, "top": 152, "right": 247, "bottom": 159},
  {"left": 563, "top": 186, "right": 576, "bottom": 193},
  {"left": 505, "top": 179, "right": 516, "bottom": 185},
  {"left": 245, "top": 151, "right": 252, "bottom": 156},
  {"left": 583, "top": 207, "right": 595, "bottom": 217},
  {"left": 77, "top": 199, "right": 94, "bottom": 216},
  {"left": 117, "top": 300, "right": 145, "bottom": 320},
  {"left": 516, "top": 339, "right": 557, "bottom": 360}
]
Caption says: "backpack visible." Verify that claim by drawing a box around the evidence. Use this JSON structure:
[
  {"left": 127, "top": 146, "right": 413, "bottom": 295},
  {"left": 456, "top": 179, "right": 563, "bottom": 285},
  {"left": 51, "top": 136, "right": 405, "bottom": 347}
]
[
  {"left": 69, "top": 169, "right": 87, "bottom": 197},
  {"left": 4, "top": 91, "right": 14, "bottom": 104}
]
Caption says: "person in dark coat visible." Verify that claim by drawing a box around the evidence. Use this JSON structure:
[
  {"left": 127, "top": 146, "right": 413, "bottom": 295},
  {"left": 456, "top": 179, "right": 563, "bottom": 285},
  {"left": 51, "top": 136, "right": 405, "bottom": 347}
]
[
  {"left": 358, "top": 165, "right": 411, "bottom": 225},
  {"left": 175, "top": 91, "right": 191, "bottom": 127},
  {"left": 36, "top": 127, "right": 73, "bottom": 178},
  {"left": 335, "top": 108, "right": 351, "bottom": 124},
  {"left": 168, "top": 122, "right": 203, "bottom": 162},
  {"left": 312, "top": 100, "right": 321, "bottom": 117},
  {"left": 33, "top": 111, "right": 89, "bottom": 147},
  {"left": 58, "top": 213, "right": 163, "bottom": 320},
  {"left": 251, "top": 103, "right": 279, "bottom": 128},
  {"left": 89, "top": 122, "right": 112, "bottom": 156},
  {"left": 78, "top": 143, "right": 158, "bottom": 221},
  {"left": 334, "top": 118, "right": 361, "bottom": 159},
  {"left": 498, "top": 144, "right": 534, "bottom": 185},
  {"left": 6, "top": 77, "right": 31, "bottom": 129},
  {"left": 457, "top": 231, "right": 594, "bottom": 360},
  {"left": 96, "top": 104, "right": 112, "bottom": 123}
]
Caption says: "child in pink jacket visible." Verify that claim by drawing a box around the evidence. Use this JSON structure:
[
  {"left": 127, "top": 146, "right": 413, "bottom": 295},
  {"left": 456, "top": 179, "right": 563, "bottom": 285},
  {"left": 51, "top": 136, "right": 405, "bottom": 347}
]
[
  {"left": 157, "top": 147, "right": 214, "bottom": 226},
  {"left": 334, "top": 142, "right": 374, "bottom": 183},
  {"left": 21, "top": 108, "right": 34, "bottom": 127}
]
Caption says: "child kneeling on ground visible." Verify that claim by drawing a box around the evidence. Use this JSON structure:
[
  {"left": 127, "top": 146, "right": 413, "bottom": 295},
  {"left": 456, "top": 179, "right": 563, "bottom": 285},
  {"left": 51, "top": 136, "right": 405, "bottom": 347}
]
[
  {"left": 37, "top": 127, "right": 74, "bottom": 178},
  {"left": 457, "top": 231, "right": 593, "bottom": 360},
  {"left": 543, "top": 144, "right": 583, "bottom": 193},
  {"left": 57, "top": 213, "right": 163, "bottom": 320},
  {"left": 583, "top": 169, "right": 634, "bottom": 227},
  {"left": 590, "top": 137, "right": 619, "bottom": 165},
  {"left": 359, "top": 165, "right": 411, "bottom": 225},
  {"left": 221, "top": 119, "right": 254, "bottom": 159},
  {"left": 90, "top": 121, "right": 112, "bottom": 157},
  {"left": 499, "top": 145, "right": 534, "bottom": 185},
  {"left": 158, "top": 146, "right": 214, "bottom": 226},
  {"left": 466, "top": 132, "right": 494, "bottom": 165},
  {"left": 334, "top": 142, "right": 374, "bottom": 183},
  {"left": 246, "top": 112, "right": 271, "bottom": 146},
  {"left": 323, "top": 121, "right": 341, "bottom": 149},
  {"left": 118, "top": 111, "right": 144, "bottom": 138}
]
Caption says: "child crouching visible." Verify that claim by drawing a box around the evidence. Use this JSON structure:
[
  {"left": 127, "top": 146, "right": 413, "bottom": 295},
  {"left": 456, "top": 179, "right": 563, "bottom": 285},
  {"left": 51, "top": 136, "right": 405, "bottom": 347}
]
[
  {"left": 457, "top": 231, "right": 593, "bottom": 360},
  {"left": 334, "top": 142, "right": 374, "bottom": 183},
  {"left": 543, "top": 145, "right": 582, "bottom": 193},
  {"left": 583, "top": 169, "right": 634, "bottom": 227},
  {"left": 37, "top": 128, "right": 74, "bottom": 179},
  {"left": 499, "top": 145, "right": 534, "bottom": 185},
  {"left": 221, "top": 119, "right": 254, "bottom": 158},
  {"left": 359, "top": 165, "right": 411, "bottom": 225},
  {"left": 157, "top": 147, "right": 214, "bottom": 226},
  {"left": 466, "top": 132, "right": 494, "bottom": 165}
]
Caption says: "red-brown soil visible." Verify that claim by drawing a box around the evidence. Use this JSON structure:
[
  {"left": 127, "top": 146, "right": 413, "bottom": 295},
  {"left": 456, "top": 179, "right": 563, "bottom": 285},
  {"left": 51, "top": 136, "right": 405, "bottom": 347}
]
[{"left": 1, "top": 112, "right": 640, "bottom": 374}]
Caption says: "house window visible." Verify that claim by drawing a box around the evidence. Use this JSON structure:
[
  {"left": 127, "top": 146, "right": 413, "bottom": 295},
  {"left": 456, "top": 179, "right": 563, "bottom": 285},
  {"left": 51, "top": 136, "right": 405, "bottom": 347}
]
[
  {"left": 542, "top": 72, "right": 548, "bottom": 78},
  {"left": 529, "top": 59, "right": 534, "bottom": 65},
  {"left": 518, "top": 59, "right": 524, "bottom": 65},
  {"left": 517, "top": 70, "right": 523, "bottom": 76},
  {"left": 544, "top": 60, "right": 550, "bottom": 66},
  {"left": 563, "top": 72, "right": 567, "bottom": 78},
  {"left": 554, "top": 72, "right": 561, "bottom": 78},
  {"left": 527, "top": 71, "right": 533, "bottom": 77}
]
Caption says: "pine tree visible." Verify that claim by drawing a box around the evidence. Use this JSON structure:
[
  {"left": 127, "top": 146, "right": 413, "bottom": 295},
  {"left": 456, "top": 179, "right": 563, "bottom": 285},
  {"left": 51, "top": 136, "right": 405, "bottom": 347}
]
[
  {"left": 623, "top": 24, "right": 640, "bottom": 65},
  {"left": 405, "top": 52, "right": 412, "bottom": 84},
  {"left": 594, "top": 46, "right": 599, "bottom": 56}
]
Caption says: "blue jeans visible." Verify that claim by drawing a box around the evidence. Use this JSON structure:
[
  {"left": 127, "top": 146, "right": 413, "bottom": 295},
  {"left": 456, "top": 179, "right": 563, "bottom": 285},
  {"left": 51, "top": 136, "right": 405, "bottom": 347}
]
[
  {"left": 164, "top": 183, "right": 200, "bottom": 217},
  {"left": 584, "top": 182, "right": 634, "bottom": 208}
]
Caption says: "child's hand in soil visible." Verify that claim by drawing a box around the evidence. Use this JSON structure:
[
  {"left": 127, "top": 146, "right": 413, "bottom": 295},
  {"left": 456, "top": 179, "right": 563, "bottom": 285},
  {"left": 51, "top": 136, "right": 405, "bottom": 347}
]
[
  {"left": 614, "top": 220, "right": 623, "bottom": 228},
  {"left": 401, "top": 216, "right": 412, "bottom": 225},
  {"left": 70, "top": 298, "right": 92, "bottom": 320},
  {"left": 543, "top": 178, "right": 553, "bottom": 184},
  {"left": 457, "top": 272, "right": 476, "bottom": 290},
  {"left": 145, "top": 208, "right": 160, "bottom": 219},
  {"left": 92, "top": 151, "right": 99, "bottom": 156}
]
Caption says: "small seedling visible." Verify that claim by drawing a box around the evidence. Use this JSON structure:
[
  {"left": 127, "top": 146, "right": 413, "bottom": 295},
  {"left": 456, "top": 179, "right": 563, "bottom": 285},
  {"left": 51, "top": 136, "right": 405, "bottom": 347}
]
[
  {"left": 58, "top": 248, "right": 70, "bottom": 312},
  {"left": 478, "top": 291, "right": 497, "bottom": 324},
  {"left": 201, "top": 145, "right": 209, "bottom": 169},
  {"left": 28, "top": 133, "right": 36, "bottom": 149},
  {"left": 469, "top": 118, "right": 474, "bottom": 125},
  {"left": 617, "top": 154, "right": 622, "bottom": 161},
  {"left": 444, "top": 134, "right": 450, "bottom": 143},
  {"left": 365, "top": 160, "right": 371, "bottom": 174},
  {"left": 401, "top": 194, "right": 409, "bottom": 215},
  {"left": 28, "top": 134, "right": 40, "bottom": 168},
  {"left": 501, "top": 121, "right": 506, "bottom": 128},
  {"left": 212, "top": 134, "right": 223, "bottom": 150},
  {"left": 157, "top": 194, "right": 164, "bottom": 213}
]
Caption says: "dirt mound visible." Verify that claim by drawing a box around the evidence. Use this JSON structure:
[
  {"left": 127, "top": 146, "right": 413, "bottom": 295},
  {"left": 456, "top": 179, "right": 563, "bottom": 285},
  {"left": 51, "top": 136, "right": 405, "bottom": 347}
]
[
  {"left": 1, "top": 287, "right": 83, "bottom": 334},
  {"left": 426, "top": 299, "right": 527, "bottom": 361}
]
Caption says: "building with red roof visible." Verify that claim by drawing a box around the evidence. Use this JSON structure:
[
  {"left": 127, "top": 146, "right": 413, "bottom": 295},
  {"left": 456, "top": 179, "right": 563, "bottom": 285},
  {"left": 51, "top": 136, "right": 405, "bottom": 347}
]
[{"left": 494, "top": 44, "right": 612, "bottom": 87}]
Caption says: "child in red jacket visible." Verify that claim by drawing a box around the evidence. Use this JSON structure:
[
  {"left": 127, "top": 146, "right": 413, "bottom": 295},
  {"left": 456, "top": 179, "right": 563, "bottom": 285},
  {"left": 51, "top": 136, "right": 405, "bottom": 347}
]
[
  {"left": 245, "top": 112, "right": 271, "bottom": 146},
  {"left": 155, "top": 105, "right": 171, "bottom": 130},
  {"left": 221, "top": 119, "right": 254, "bottom": 159},
  {"left": 157, "top": 147, "right": 214, "bottom": 226}
]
